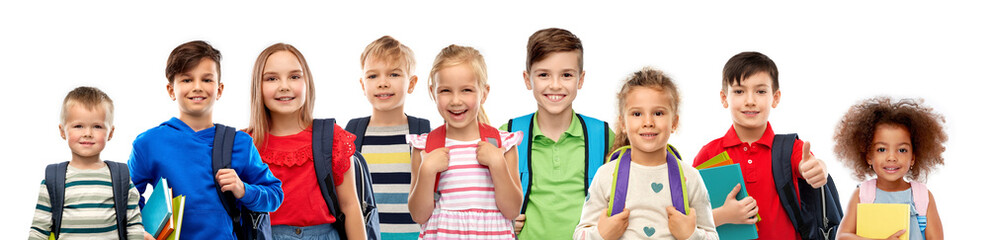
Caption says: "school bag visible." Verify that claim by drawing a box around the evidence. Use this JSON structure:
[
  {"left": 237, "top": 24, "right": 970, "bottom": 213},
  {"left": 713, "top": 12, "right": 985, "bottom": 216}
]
[
  {"left": 424, "top": 123, "right": 503, "bottom": 192},
  {"left": 345, "top": 115, "right": 430, "bottom": 240},
  {"left": 44, "top": 160, "right": 131, "bottom": 240},
  {"left": 506, "top": 113, "right": 609, "bottom": 214},
  {"left": 605, "top": 145, "right": 690, "bottom": 216},
  {"left": 857, "top": 179, "right": 929, "bottom": 236},
  {"left": 213, "top": 124, "right": 273, "bottom": 240},
  {"left": 311, "top": 118, "right": 375, "bottom": 239},
  {"left": 772, "top": 133, "right": 843, "bottom": 240}
]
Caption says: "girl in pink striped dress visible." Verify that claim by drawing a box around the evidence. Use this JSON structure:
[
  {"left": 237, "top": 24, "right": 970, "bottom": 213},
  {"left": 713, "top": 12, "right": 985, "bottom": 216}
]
[{"left": 406, "top": 44, "right": 524, "bottom": 239}]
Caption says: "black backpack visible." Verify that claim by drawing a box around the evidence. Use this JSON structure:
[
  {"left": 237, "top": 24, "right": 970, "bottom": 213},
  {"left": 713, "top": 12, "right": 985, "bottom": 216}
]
[
  {"left": 345, "top": 115, "right": 431, "bottom": 240},
  {"left": 44, "top": 161, "right": 131, "bottom": 240},
  {"left": 772, "top": 134, "right": 843, "bottom": 240},
  {"left": 311, "top": 118, "right": 376, "bottom": 239},
  {"left": 213, "top": 124, "right": 272, "bottom": 240}
]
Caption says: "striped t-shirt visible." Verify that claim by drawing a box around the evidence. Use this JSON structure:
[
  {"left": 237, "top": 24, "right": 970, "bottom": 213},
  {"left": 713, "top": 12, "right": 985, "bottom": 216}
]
[
  {"left": 29, "top": 164, "right": 144, "bottom": 240},
  {"left": 361, "top": 125, "right": 418, "bottom": 239}
]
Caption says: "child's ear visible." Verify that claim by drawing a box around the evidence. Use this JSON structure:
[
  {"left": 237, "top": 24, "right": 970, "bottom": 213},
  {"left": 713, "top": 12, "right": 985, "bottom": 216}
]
[
  {"left": 58, "top": 124, "right": 66, "bottom": 140},
  {"left": 672, "top": 114, "right": 680, "bottom": 133},
  {"left": 167, "top": 84, "right": 176, "bottom": 101},
  {"left": 523, "top": 71, "right": 533, "bottom": 91},
  {"left": 108, "top": 126, "right": 115, "bottom": 141},
  {"left": 480, "top": 84, "right": 490, "bottom": 104},
  {"left": 772, "top": 90, "right": 781, "bottom": 108},
  {"left": 407, "top": 75, "right": 418, "bottom": 94},
  {"left": 719, "top": 90, "right": 728, "bottom": 108},
  {"left": 577, "top": 70, "right": 586, "bottom": 90},
  {"left": 359, "top": 77, "right": 367, "bottom": 94},
  {"left": 216, "top": 82, "right": 225, "bottom": 100}
]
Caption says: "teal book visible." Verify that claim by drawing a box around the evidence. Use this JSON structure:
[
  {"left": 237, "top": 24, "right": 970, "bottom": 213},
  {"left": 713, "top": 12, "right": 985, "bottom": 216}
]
[
  {"left": 698, "top": 164, "right": 758, "bottom": 240},
  {"left": 142, "top": 177, "right": 173, "bottom": 237}
]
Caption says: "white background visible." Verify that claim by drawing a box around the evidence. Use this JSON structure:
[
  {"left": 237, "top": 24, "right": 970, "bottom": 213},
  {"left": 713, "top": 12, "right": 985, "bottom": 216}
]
[{"left": 2, "top": 0, "right": 985, "bottom": 237}]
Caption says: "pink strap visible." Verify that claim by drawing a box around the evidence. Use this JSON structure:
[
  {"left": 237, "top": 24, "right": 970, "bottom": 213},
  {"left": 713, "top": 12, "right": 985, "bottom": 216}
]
[
  {"left": 858, "top": 179, "right": 877, "bottom": 204},
  {"left": 910, "top": 181, "right": 929, "bottom": 216}
]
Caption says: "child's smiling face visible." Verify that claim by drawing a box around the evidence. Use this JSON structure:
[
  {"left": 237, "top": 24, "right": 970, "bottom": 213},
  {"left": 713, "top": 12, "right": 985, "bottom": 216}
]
[
  {"left": 525, "top": 51, "right": 584, "bottom": 116},
  {"left": 168, "top": 58, "right": 223, "bottom": 118},
  {"left": 868, "top": 123, "right": 915, "bottom": 183},
  {"left": 722, "top": 71, "right": 779, "bottom": 132},
  {"left": 433, "top": 64, "right": 487, "bottom": 130},
  {"left": 261, "top": 51, "right": 307, "bottom": 116},
  {"left": 60, "top": 104, "right": 113, "bottom": 160},
  {"left": 621, "top": 86, "right": 678, "bottom": 154},
  {"left": 361, "top": 55, "right": 416, "bottom": 113}
]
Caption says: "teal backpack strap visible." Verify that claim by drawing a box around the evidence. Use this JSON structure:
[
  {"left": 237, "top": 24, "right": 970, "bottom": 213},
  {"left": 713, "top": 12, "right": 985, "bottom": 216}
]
[
  {"left": 510, "top": 113, "right": 535, "bottom": 213},
  {"left": 576, "top": 114, "right": 607, "bottom": 196}
]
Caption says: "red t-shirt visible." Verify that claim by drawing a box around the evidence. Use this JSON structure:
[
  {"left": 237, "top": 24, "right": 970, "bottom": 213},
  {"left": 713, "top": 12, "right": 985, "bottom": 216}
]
[
  {"left": 257, "top": 124, "right": 354, "bottom": 227},
  {"left": 693, "top": 122, "right": 805, "bottom": 240}
]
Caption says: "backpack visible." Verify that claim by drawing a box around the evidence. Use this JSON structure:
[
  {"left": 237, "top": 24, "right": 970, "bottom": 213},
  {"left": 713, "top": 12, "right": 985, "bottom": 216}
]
[
  {"left": 311, "top": 118, "right": 375, "bottom": 239},
  {"left": 857, "top": 179, "right": 929, "bottom": 236},
  {"left": 606, "top": 145, "right": 690, "bottom": 216},
  {"left": 213, "top": 124, "right": 272, "bottom": 240},
  {"left": 345, "top": 115, "right": 430, "bottom": 240},
  {"left": 45, "top": 160, "right": 131, "bottom": 240},
  {"left": 772, "top": 133, "right": 843, "bottom": 240},
  {"left": 507, "top": 113, "right": 609, "bottom": 213},
  {"left": 424, "top": 123, "right": 503, "bottom": 192}
]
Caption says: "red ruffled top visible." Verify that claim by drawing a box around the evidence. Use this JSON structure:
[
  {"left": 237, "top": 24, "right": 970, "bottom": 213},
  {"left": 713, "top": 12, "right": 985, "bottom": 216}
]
[{"left": 257, "top": 124, "right": 355, "bottom": 226}]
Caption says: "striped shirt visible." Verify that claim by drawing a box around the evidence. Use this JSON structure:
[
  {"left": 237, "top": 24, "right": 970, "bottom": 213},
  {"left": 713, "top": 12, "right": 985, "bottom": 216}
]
[
  {"left": 362, "top": 125, "right": 418, "bottom": 239},
  {"left": 29, "top": 164, "right": 144, "bottom": 240}
]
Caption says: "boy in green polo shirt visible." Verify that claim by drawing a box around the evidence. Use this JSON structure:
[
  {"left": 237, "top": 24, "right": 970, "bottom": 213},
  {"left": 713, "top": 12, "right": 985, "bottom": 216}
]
[{"left": 499, "top": 28, "right": 615, "bottom": 240}]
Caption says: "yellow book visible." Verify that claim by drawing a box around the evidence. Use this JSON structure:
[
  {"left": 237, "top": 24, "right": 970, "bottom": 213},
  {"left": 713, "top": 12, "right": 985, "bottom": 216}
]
[
  {"left": 166, "top": 195, "right": 186, "bottom": 240},
  {"left": 857, "top": 203, "right": 910, "bottom": 240}
]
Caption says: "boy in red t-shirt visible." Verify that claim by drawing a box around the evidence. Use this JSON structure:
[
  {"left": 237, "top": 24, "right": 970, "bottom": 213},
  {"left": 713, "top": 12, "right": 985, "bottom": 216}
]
[{"left": 693, "top": 51, "right": 829, "bottom": 239}]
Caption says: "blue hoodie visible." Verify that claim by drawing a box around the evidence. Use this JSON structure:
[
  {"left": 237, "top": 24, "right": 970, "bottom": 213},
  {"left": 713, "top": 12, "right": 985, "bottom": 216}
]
[{"left": 129, "top": 117, "right": 283, "bottom": 240}]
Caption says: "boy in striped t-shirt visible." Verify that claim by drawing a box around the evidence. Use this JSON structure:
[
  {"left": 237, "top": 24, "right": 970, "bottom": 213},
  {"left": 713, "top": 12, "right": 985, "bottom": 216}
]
[
  {"left": 30, "top": 87, "right": 149, "bottom": 240},
  {"left": 346, "top": 35, "right": 431, "bottom": 240}
]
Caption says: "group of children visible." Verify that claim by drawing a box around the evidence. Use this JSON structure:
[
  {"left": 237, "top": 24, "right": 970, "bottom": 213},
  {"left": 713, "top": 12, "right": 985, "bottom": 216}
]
[{"left": 29, "top": 28, "right": 946, "bottom": 240}]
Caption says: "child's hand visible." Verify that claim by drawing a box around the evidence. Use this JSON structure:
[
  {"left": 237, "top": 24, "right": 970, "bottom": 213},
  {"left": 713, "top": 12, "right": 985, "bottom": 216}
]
[
  {"left": 666, "top": 207, "right": 697, "bottom": 240},
  {"left": 216, "top": 168, "right": 246, "bottom": 199},
  {"left": 422, "top": 148, "right": 450, "bottom": 174},
  {"left": 475, "top": 141, "right": 504, "bottom": 167},
  {"left": 798, "top": 141, "right": 829, "bottom": 188},
  {"left": 884, "top": 229, "right": 906, "bottom": 240},
  {"left": 144, "top": 231, "right": 155, "bottom": 240},
  {"left": 598, "top": 208, "right": 630, "bottom": 240},
  {"left": 720, "top": 184, "right": 758, "bottom": 225},
  {"left": 514, "top": 214, "right": 525, "bottom": 235}
]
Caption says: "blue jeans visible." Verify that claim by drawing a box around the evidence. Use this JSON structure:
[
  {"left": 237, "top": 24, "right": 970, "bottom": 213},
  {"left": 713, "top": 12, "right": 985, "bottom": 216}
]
[{"left": 271, "top": 224, "right": 340, "bottom": 240}]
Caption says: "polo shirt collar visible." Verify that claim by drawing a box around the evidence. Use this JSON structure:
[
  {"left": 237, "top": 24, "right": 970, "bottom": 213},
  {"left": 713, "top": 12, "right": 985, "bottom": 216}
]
[
  {"left": 531, "top": 110, "right": 584, "bottom": 140},
  {"left": 721, "top": 122, "right": 776, "bottom": 148}
]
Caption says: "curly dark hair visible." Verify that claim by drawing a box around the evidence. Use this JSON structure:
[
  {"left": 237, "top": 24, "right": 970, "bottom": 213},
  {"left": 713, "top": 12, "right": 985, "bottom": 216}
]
[{"left": 833, "top": 97, "right": 947, "bottom": 182}]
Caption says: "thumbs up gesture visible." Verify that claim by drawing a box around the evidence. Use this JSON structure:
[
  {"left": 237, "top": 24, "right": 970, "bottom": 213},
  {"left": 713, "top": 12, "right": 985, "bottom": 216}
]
[{"left": 797, "top": 141, "right": 828, "bottom": 188}]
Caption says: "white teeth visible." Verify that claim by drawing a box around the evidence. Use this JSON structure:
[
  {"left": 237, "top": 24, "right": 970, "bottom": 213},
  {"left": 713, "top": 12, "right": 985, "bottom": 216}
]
[
  {"left": 190, "top": 97, "right": 206, "bottom": 100},
  {"left": 276, "top": 97, "right": 294, "bottom": 101},
  {"left": 545, "top": 95, "right": 564, "bottom": 101}
]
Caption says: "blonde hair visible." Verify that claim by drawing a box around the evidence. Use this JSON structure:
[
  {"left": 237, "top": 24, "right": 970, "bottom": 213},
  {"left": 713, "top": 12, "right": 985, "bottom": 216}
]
[
  {"left": 360, "top": 35, "right": 416, "bottom": 74},
  {"left": 610, "top": 67, "right": 681, "bottom": 154},
  {"left": 61, "top": 86, "right": 114, "bottom": 126},
  {"left": 246, "top": 43, "right": 316, "bottom": 149},
  {"left": 427, "top": 44, "right": 490, "bottom": 124}
]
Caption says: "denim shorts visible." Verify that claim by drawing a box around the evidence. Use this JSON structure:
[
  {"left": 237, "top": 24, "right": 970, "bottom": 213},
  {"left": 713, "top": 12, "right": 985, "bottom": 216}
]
[{"left": 271, "top": 223, "right": 340, "bottom": 240}]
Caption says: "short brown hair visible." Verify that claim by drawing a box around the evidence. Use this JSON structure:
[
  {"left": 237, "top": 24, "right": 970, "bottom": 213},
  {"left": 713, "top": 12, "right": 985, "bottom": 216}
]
[
  {"left": 722, "top": 51, "right": 778, "bottom": 92},
  {"left": 165, "top": 40, "right": 222, "bottom": 83},
  {"left": 526, "top": 28, "right": 583, "bottom": 72},
  {"left": 833, "top": 97, "right": 947, "bottom": 182},
  {"left": 60, "top": 86, "right": 114, "bottom": 126},
  {"left": 361, "top": 36, "right": 416, "bottom": 74}
]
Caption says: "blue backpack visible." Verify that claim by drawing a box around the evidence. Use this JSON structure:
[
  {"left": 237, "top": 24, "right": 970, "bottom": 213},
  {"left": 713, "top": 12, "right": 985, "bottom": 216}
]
[
  {"left": 507, "top": 113, "right": 609, "bottom": 213},
  {"left": 44, "top": 160, "right": 131, "bottom": 240}
]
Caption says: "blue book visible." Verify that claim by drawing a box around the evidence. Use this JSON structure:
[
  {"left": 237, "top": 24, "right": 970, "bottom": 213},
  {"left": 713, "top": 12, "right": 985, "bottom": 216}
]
[
  {"left": 142, "top": 177, "right": 173, "bottom": 237},
  {"left": 698, "top": 164, "right": 758, "bottom": 240}
]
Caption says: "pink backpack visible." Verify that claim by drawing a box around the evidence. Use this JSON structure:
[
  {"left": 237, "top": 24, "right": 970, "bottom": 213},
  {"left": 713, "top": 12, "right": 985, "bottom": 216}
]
[{"left": 857, "top": 179, "right": 929, "bottom": 235}]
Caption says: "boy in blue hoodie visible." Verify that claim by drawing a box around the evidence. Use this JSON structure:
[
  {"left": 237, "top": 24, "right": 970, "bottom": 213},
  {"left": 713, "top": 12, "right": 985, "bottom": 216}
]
[{"left": 128, "top": 40, "right": 284, "bottom": 240}]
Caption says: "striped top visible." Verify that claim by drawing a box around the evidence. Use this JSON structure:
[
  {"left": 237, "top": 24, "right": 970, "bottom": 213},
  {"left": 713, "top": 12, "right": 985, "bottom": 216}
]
[
  {"left": 30, "top": 164, "right": 144, "bottom": 240},
  {"left": 361, "top": 125, "right": 418, "bottom": 239},
  {"left": 407, "top": 130, "right": 522, "bottom": 239}
]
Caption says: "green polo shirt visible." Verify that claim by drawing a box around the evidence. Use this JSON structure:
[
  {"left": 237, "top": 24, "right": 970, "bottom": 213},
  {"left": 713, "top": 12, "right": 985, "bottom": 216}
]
[{"left": 500, "top": 111, "right": 615, "bottom": 240}]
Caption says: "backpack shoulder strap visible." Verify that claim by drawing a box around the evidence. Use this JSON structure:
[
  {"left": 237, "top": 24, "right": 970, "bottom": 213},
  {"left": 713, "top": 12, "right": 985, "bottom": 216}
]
[
  {"left": 45, "top": 161, "right": 69, "bottom": 239},
  {"left": 212, "top": 123, "right": 244, "bottom": 238},
  {"left": 105, "top": 161, "right": 130, "bottom": 240},
  {"left": 312, "top": 119, "right": 342, "bottom": 218},
  {"left": 666, "top": 144, "right": 689, "bottom": 215},
  {"left": 345, "top": 117, "right": 371, "bottom": 152},
  {"left": 478, "top": 123, "right": 502, "bottom": 148},
  {"left": 576, "top": 114, "right": 607, "bottom": 197},
  {"left": 772, "top": 133, "right": 802, "bottom": 230},
  {"left": 858, "top": 179, "right": 878, "bottom": 204},
  {"left": 606, "top": 146, "right": 632, "bottom": 216},
  {"left": 510, "top": 113, "right": 535, "bottom": 213},
  {"left": 407, "top": 115, "right": 432, "bottom": 135},
  {"left": 910, "top": 181, "right": 929, "bottom": 216}
]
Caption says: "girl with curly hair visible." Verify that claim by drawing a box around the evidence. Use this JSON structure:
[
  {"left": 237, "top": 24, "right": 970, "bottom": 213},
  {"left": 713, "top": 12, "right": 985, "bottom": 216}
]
[{"left": 833, "top": 97, "right": 945, "bottom": 240}]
